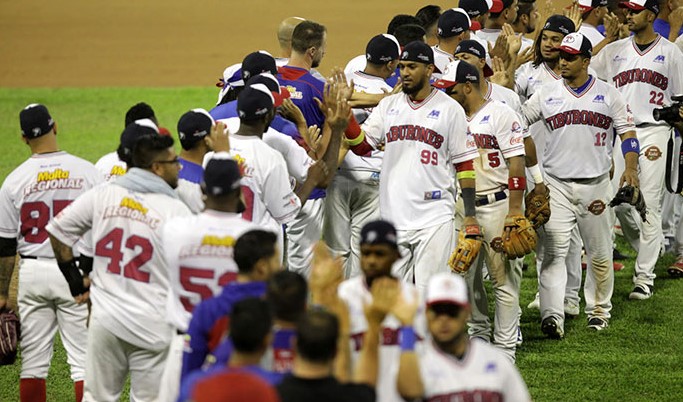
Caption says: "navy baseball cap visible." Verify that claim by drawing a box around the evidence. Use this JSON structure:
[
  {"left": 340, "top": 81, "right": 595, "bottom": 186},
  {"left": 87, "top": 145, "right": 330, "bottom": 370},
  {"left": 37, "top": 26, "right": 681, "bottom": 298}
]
[
  {"left": 20, "top": 104, "right": 55, "bottom": 138},
  {"left": 202, "top": 153, "right": 242, "bottom": 196},
  {"left": 241, "top": 51, "right": 278, "bottom": 81},
  {"left": 438, "top": 8, "right": 472, "bottom": 38},
  {"left": 366, "top": 34, "right": 401, "bottom": 64},
  {"left": 619, "top": 0, "right": 659, "bottom": 15},
  {"left": 237, "top": 84, "right": 275, "bottom": 121},
  {"left": 459, "top": 0, "right": 492, "bottom": 17},
  {"left": 244, "top": 73, "right": 290, "bottom": 107},
  {"left": 557, "top": 32, "right": 593, "bottom": 57},
  {"left": 455, "top": 40, "right": 494, "bottom": 77},
  {"left": 400, "top": 41, "right": 434, "bottom": 64},
  {"left": 433, "top": 60, "right": 480, "bottom": 89},
  {"left": 542, "top": 15, "right": 576, "bottom": 36},
  {"left": 118, "top": 118, "right": 159, "bottom": 161},
  {"left": 177, "top": 108, "right": 214, "bottom": 149},
  {"left": 361, "top": 220, "right": 399, "bottom": 249}
]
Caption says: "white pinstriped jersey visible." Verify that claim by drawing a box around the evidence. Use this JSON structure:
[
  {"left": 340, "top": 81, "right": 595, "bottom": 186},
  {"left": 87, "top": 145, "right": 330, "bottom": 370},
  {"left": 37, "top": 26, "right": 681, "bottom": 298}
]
[
  {"left": 522, "top": 76, "right": 635, "bottom": 179},
  {"left": 162, "top": 211, "right": 260, "bottom": 332},
  {"left": 46, "top": 180, "right": 192, "bottom": 350},
  {"left": 467, "top": 100, "right": 526, "bottom": 194},
  {"left": 0, "top": 151, "right": 102, "bottom": 257},
  {"left": 227, "top": 134, "right": 301, "bottom": 232},
  {"left": 362, "top": 89, "right": 477, "bottom": 230},
  {"left": 95, "top": 151, "right": 127, "bottom": 182},
  {"left": 591, "top": 34, "right": 683, "bottom": 126},
  {"left": 419, "top": 338, "right": 530, "bottom": 402},
  {"left": 338, "top": 276, "right": 426, "bottom": 402}
]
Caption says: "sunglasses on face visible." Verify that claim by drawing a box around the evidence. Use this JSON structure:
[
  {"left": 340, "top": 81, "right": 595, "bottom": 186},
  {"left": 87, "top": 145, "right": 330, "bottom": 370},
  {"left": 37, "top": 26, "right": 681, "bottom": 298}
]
[
  {"left": 428, "top": 303, "right": 463, "bottom": 318},
  {"left": 559, "top": 52, "right": 579, "bottom": 62}
]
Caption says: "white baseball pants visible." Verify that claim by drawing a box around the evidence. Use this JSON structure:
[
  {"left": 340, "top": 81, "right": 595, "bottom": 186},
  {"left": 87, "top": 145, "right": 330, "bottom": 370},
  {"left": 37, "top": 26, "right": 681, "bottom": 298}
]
[
  {"left": 285, "top": 198, "right": 325, "bottom": 278},
  {"left": 156, "top": 332, "right": 185, "bottom": 402}
]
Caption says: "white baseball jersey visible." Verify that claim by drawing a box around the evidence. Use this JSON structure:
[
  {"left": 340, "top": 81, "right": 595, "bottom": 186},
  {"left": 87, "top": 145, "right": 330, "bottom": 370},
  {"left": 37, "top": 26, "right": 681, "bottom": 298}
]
[
  {"left": 522, "top": 76, "right": 635, "bottom": 179},
  {"left": 515, "top": 61, "right": 563, "bottom": 101},
  {"left": 676, "top": 34, "right": 683, "bottom": 53},
  {"left": 432, "top": 45, "right": 455, "bottom": 80},
  {"left": 0, "top": 152, "right": 102, "bottom": 257},
  {"left": 579, "top": 23, "right": 605, "bottom": 48},
  {"left": 419, "top": 338, "right": 531, "bottom": 401},
  {"left": 162, "top": 211, "right": 259, "bottom": 332},
  {"left": 46, "top": 181, "right": 192, "bottom": 350},
  {"left": 484, "top": 82, "right": 530, "bottom": 139},
  {"left": 476, "top": 29, "right": 533, "bottom": 53},
  {"left": 95, "top": 151, "right": 127, "bottom": 182},
  {"left": 591, "top": 35, "right": 683, "bottom": 125},
  {"left": 344, "top": 70, "right": 388, "bottom": 175},
  {"left": 344, "top": 54, "right": 368, "bottom": 83},
  {"left": 338, "top": 276, "right": 426, "bottom": 402},
  {"left": 468, "top": 100, "right": 526, "bottom": 194},
  {"left": 362, "top": 89, "right": 477, "bottom": 230},
  {"left": 216, "top": 118, "right": 313, "bottom": 184},
  {"left": 176, "top": 179, "right": 204, "bottom": 214},
  {"left": 226, "top": 134, "right": 301, "bottom": 232}
]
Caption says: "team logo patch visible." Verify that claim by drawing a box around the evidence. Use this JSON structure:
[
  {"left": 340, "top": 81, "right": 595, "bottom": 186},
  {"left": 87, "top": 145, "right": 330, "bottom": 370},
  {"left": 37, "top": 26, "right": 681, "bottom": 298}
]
[
  {"left": 485, "top": 362, "right": 498, "bottom": 372},
  {"left": 545, "top": 97, "right": 562, "bottom": 105},
  {"left": 480, "top": 115, "right": 490, "bottom": 124},
  {"left": 285, "top": 85, "right": 302, "bottom": 100},
  {"left": 644, "top": 146, "right": 662, "bottom": 161},
  {"left": 511, "top": 121, "right": 522, "bottom": 133},
  {"left": 490, "top": 237, "right": 504, "bottom": 253},
  {"left": 427, "top": 110, "right": 440, "bottom": 119},
  {"left": 612, "top": 55, "right": 626, "bottom": 62},
  {"left": 593, "top": 95, "right": 605, "bottom": 103},
  {"left": 653, "top": 55, "right": 666, "bottom": 63},
  {"left": 424, "top": 190, "right": 441, "bottom": 200},
  {"left": 588, "top": 200, "right": 606, "bottom": 215},
  {"left": 387, "top": 108, "right": 399, "bottom": 116}
]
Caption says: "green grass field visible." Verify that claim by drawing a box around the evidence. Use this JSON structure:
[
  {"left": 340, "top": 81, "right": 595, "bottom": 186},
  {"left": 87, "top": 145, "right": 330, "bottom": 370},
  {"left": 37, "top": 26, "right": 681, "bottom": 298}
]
[{"left": 1, "top": 88, "right": 682, "bottom": 401}]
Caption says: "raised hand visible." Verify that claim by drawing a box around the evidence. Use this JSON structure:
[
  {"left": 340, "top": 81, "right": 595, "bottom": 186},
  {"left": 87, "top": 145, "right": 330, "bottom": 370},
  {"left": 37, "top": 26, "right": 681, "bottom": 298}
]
[{"left": 204, "top": 121, "right": 230, "bottom": 153}]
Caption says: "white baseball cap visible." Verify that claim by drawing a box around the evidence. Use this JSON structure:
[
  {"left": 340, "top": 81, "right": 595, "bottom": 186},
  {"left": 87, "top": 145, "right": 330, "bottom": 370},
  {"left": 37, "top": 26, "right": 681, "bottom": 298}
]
[
  {"left": 557, "top": 32, "right": 593, "bottom": 57},
  {"left": 574, "top": 0, "right": 608, "bottom": 12},
  {"left": 425, "top": 273, "right": 469, "bottom": 307}
]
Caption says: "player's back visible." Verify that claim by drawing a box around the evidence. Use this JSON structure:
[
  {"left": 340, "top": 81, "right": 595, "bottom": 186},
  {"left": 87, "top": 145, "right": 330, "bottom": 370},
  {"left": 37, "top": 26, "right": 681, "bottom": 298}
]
[
  {"left": 229, "top": 134, "right": 301, "bottom": 232},
  {"left": 95, "top": 151, "right": 126, "bottom": 182},
  {"left": 163, "top": 211, "right": 259, "bottom": 332},
  {"left": 0, "top": 151, "right": 102, "bottom": 257},
  {"left": 278, "top": 66, "right": 326, "bottom": 128},
  {"left": 78, "top": 183, "right": 191, "bottom": 350}
]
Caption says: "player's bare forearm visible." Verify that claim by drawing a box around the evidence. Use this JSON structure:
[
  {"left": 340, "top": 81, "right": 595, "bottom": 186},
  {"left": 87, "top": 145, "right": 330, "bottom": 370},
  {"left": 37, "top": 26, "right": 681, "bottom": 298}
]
[
  {"left": 49, "top": 233, "right": 75, "bottom": 263},
  {"left": 0, "top": 256, "right": 16, "bottom": 304},
  {"left": 397, "top": 351, "right": 424, "bottom": 399},
  {"left": 507, "top": 156, "right": 526, "bottom": 215},
  {"left": 320, "top": 124, "right": 344, "bottom": 187},
  {"left": 523, "top": 137, "right": 538, "bottom": 167},
  {"left": 333, "top": 300, "right": 352, "bottom": 383},
  {"left": 348, "top": 92, "right": 386, "bottom": 108}
]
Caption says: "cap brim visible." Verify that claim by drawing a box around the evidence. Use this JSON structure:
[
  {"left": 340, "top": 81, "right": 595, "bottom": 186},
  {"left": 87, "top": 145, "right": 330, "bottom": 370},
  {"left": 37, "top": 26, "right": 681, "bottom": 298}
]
[
  {"left": 557, "top": 45, "right": 582, "bottom": 54},
  {"left": 483, "top": 64, "right": 494, "bottom": 78},
  {"left": 490, "top": 0, "right": 504, "bottom": 13},
  {"left": 158, "top": 127, "right": 171, "bottom": 136},
  {"left": 426, "top": 299, "right": 469, "bottom": 308},
  {"left": 618, "top": 2, "right": 645, "bottom": 10},
  {"left": 470, "top": 20, "right": 482, "bottom": 31},
  {"left": 433, "top": 79, "right": 458, "bottom": 89},
  {"left": 271, "top": 88, "right": 290, "bottom": 107},
  {"left": 570, "top": 4, "right": 594, "bottom": 12}
]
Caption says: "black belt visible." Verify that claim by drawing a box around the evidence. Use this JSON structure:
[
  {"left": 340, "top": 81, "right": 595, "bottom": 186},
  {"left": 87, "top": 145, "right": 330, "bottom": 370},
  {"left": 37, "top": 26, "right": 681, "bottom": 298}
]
[
  {"left": 19, "top": 255, "right": 36, "bottom": 259},
  {"left": 475, "top": 190, "right": 507, "bottom": 207},
  {"left": 177, "top": 329, "right": 186, "bottom": 336}
]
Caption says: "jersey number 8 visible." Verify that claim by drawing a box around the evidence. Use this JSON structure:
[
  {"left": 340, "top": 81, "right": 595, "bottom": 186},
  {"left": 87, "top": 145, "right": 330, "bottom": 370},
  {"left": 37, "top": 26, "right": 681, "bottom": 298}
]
[{"left": 20, "top": 200, "right": 72, "bottom": 244}]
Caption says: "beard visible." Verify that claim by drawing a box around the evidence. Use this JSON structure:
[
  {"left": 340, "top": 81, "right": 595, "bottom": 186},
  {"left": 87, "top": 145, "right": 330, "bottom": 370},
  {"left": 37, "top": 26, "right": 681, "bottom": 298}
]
[
  {"left": 433, "top": 330, "right": 467, "bottom": 352},
  {"left": 402, "top": 75, "right": 426, "bottom": 96}
]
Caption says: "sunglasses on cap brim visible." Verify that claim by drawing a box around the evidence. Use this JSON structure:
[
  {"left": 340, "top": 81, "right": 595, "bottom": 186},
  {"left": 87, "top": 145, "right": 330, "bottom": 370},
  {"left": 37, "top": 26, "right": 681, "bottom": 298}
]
[{"left": 428, "top": 302, "right": 464, "bottom": 317}]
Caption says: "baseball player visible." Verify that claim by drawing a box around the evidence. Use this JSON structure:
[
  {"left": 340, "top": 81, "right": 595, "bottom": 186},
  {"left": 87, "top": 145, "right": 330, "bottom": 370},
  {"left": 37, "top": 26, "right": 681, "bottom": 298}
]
[
  {"left": 324, "top": 34, "right": 398, "bottom": 278},
  {"left": 577, "top": 0, "right": 610, "bottom": 48},
  {"left": 0, "top": 104, "right": 102, "bottom": 402},
  {"left": 157, "top": 154, "right": 259, "bottom": 402},
  {"left": 337, "top": 220, "right": 425, "bottom": 402},
  {"left": 394, "top": 273, "right": 531, "bottom": 401},
  {"left": 512, "top": 0, "right": 538, "bottom": 50},
  {"left": 515, "top": 15, "right": 589, "bottom": 316},
  {"left": 175, "top": 109, "right": 219, "bottom": 213},
  {"left": 343, "top": 41, "right": 479, "bottom": 294},
  {"left": 477, "top": 0, "right": 522, "bottom": 48},
  {"left": 46, "top": 122, "right": 192, "bottom": 401},
  {"left": 416, "top": 4, "right": 442, "bottom": 46},
  {"left": 435, "top": 60, "right": 527, "bottom": 361},
  {"left": 95, "top": 102, "right": 160, "bottom": 182},
  {"left": 591, "top": 0, "right": 683, "bottom": 299},
  {"left": 521, "top": 32, "right": 639, "bottom": 337},
  {"left": 432, "top": 8, "right": 474, "bottom": 80}
]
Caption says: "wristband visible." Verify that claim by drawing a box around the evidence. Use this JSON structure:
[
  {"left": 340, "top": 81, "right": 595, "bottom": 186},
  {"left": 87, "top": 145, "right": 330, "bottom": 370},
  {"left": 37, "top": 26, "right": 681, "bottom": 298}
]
[
  {"left": 57, "top": 259, "right": 87, "bottom": 297},
  {"left": 508, "top": 176, "right": 526, "bottom": 191},
  {"left": 399, "top": 326, "right": 416, "bottom": 351},
  {"left": 456, "top": 170, "right": 476, "bottom": 180},
  {"left": 621, "top": 138, "right": 640, "bottom": 156},
  {"left": 527, "top": 164, "right": 544, "bottom": 184},
  {"left": 79, "top": 255, "right": 94, "bottom": 276},
  {"left": 345, "top": 131, "right": 365, "bottom": 146}
]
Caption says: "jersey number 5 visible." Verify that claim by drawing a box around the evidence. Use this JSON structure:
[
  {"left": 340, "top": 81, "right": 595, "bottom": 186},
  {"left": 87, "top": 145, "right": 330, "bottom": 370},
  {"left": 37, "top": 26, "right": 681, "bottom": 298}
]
[
  {"left": 179, "top": 267, "right": 237, "bottom": 312},
  {"left": 20, "top": 200, "right": 72, "bottom": 243},
  {"left": 95, "top": 228, "right": 153, "bottom": 283}
]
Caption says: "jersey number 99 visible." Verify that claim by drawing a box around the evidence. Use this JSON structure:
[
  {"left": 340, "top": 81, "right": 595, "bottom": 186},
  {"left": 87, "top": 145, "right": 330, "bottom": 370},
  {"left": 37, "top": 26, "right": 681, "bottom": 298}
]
[{"left": 421, "top": 150, "right": 438, "bottom": 166}]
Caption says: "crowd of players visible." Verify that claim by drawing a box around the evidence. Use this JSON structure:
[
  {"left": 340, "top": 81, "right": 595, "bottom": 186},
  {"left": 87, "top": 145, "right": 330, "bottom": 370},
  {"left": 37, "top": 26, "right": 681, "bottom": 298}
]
[{"left": 2, "top": 0, "right": 683, "bottom": 400}]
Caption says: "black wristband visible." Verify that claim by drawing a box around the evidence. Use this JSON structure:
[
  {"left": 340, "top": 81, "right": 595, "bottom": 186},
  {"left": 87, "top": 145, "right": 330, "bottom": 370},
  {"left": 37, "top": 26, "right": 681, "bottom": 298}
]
[
  {"left": 461, "top": 187, "right": 476, "bottom": 217},
  {"left": 78, "top": 255, "right": 94, "bottom": 276},
  {"left": 57, "top": 259, "right": 87, "bottom": 297}
]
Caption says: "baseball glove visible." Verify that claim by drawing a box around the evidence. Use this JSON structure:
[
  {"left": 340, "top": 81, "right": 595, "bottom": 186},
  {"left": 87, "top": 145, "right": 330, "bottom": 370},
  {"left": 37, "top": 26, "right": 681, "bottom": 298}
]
[
  {"left": 525, "top": 186, "right": 551, "bottom": 229},
  {"left": 0, "top": 307, "right": 20, "bottom": 366},
  {"left": 448, "top": 225, "right": 483, "bottom": 274},
  {"left": 502, "top": 215, "right": 537, "bottom": 259},
  {"left": 609, "top": 185, "right": 647, "bottom": 222}
]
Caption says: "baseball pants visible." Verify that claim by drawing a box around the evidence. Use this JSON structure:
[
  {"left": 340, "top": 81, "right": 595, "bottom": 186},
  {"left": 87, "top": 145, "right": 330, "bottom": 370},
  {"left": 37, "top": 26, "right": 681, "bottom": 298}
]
[
  {"left": 322, "top": 170, "right": 380, "bottom": 278},
  {"left": 286, "top": 198, "right": 324, "bottom": 278},
  {"left": 18, "top": 258, "right": 87, "bottom": 381},
  {"left": 540, "top": 174, "right": 614, "bottom": 329},
  {"left": 614, "top": 126, "right": 669, "bottom": 287},
  {"left": 83, "top": 314, "right": 169, "bottom": 402},
  {"left": 156, "top": 332, "right": 184, "bottom": 402},
  {"left": 456, "top": 196, "right": 522, "bottom": 362},
  {"left": 393, "top": 219, "right": 455, "bottom": 296}
]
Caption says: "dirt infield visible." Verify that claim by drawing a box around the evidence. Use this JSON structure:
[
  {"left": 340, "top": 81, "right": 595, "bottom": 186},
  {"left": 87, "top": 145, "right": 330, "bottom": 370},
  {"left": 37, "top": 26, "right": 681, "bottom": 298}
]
[{"left": 0, "top": 0, "right": 573, "bottom": 88}]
